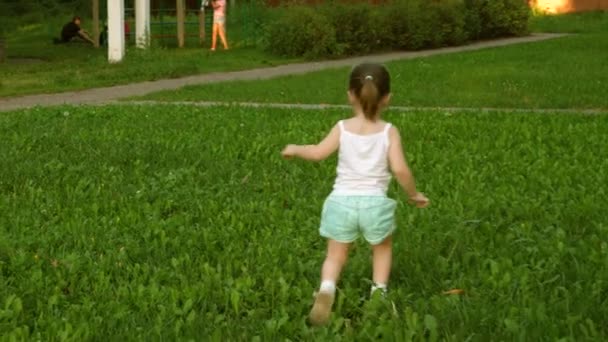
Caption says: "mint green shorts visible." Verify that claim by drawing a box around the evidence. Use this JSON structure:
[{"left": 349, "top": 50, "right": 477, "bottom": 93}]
[{"left": 319, "top": 195, "right": 397, "bottom": 245}]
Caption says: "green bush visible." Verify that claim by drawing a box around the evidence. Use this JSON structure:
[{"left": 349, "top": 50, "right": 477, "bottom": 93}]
[
  {"left": 370, "top": 0, "right": 417, "bottom": 50},
  {"left": 433, "top": 0, "right": 469, "bottom": 46},
  {"left": 465, "top": 0, "right": 530, "bottom": 39},
  {"left": 262, "top": 6, "right": 338, "bottom": 59},
  {"left": 399, "top": 0, "right": 432, "bottom": 50},
  {"left": 322, "top": 3, "right": 375, "bottom": 55},
  {"left": 464, "top": 0, "right": 483, "bottom": 40},
  {"left": 382, "top": 0, "right": 467, "bottom": 50},
  {"left": 262, "top": 0, "right": 530, "bottom": 58},
  {"left": 369, "top": 5, "right": 397, "bottom": 50}
]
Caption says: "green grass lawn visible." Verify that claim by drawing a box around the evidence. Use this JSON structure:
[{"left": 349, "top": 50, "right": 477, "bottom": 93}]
[
  {"left": 1, "top": 104, "right": 607, "bottom": 340},
  {"left": 529, "top": 10, "right": 608, "bottom": 33},
  {"left": 137, "top": 12, "right": 608, "bottom": 109},
  {"left": 0, "top": 44, "right": 293, "bottom": 98},
  {"left": 4, "top": 10, "right": 606, "bottom": 101}
]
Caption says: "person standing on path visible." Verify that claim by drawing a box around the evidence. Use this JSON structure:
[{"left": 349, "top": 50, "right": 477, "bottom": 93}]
[
  {"left": 210, "top": 0, "right": 229, "bottom": 51},
  {"left": 281, "top": 63, "right": 430, "bottom": 326}
]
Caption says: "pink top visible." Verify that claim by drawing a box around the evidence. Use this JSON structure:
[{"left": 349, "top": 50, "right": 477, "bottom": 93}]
[{"left": 213, "top": 0, "right": 226, "bottom": 18}]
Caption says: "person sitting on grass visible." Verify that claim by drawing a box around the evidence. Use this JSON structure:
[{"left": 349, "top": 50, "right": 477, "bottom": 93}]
[
  {"left": 53, "top": 16, "right": 95, "bottom": 45},
  {"left": 281, "top": 63, "right": 430, "bottom": 326}
]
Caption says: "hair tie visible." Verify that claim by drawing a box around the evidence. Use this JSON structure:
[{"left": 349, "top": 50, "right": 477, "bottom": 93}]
[{"left": 364, "top": 75, "right": 373, "bottom": 81}]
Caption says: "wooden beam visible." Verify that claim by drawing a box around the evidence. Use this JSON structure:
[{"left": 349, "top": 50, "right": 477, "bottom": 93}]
[
  {"left": 176, "top": 0, "right": 185, "bottom": 48},
  {"left": 199, "top": 7, "right": 205, "bottom": 45},
  {"left": 92, "top": 0, "right": 100, "bottom": 48}
]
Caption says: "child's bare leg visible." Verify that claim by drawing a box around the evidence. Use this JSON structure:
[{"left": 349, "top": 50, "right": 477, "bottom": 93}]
[
  {"left": 371, "top": 235, "right": 392, "bottom": 295},
  {"left": 218, "top": 25, "right": 228, "bottom": 49},
  {"left": 309, "top": 239, "right": 350, "bottom": 326},
  {"left": 211, "top": 24, "right": 218, "bottom": 50},
  {"left": 321, "top": 239, "right": 350, "bottom": 283}
]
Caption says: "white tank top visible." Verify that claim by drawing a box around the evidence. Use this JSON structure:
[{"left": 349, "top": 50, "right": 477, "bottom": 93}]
[{"left": 331, "top": 120, "right": 392, "bottom": 196}]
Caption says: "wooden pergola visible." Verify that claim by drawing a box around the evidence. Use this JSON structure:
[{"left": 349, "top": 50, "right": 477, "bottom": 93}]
[{"left": 92, "top": 0, "right": 206, "bottom": 63}]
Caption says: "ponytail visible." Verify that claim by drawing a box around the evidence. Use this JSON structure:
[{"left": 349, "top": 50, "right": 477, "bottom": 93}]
[
  {"left": 348, "top": 63, "right": 391, "bottom": 121},
  {"left": 359, "top": 77, "right": 380, "bottom": 120}
]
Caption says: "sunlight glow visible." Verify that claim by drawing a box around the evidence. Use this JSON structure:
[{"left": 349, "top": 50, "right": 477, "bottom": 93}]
[{"left": 531, "top": 0, "right": 608, "bottom": 13}]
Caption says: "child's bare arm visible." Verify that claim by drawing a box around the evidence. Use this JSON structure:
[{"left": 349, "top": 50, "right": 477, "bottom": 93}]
[
  {"left": 282, "top": 124, "right": 340, "bottom": 162},
  {"left": 387, "top": 126, "right": 429, "bottom": 207}
]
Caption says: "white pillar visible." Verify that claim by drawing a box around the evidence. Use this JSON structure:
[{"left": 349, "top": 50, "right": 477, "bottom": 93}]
[
  {"left": 135, "top": 0, "right": 150, "bottom": 48},
  {"left": 108, "top": 0, "right": 125, "bottom": 63}
]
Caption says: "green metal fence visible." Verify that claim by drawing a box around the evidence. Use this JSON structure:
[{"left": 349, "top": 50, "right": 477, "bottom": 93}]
[
  {"left": 0, "top": 0, "right": 266, "bottom": 49},
  {"left": 135, "top": 2, "right": 264, "bottom": 48}
]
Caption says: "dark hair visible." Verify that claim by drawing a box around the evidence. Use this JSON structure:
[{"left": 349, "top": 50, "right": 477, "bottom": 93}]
[{"left": 348, "top": 63, "right": 390, "bottom": 121}]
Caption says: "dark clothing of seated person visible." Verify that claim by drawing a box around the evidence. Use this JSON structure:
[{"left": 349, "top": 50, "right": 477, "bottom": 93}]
[{"left": 54, "top": 16, "right": 95, "bottom": 45}]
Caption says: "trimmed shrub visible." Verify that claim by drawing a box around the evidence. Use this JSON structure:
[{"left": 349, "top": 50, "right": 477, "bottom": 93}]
[
  {"left": 262, "top": 0, "right": 530, "bottom": 58},
  {"left": 384, "top": 0, "right": 467, "bottom": 50},
  {"left": 401, "top": 0, "right": 435, "bottom": 50},
  {"left": 262, "top": 6, "right": 338, "bottom": 59},
  {"left": 369, "top": 4, "right": 397, "bottom": 50},
  {"left": 433, "top": 0, "right": 469, "bottom": 46},
  {"left": 464, "top": 0, "right": 483, "bottom": 40},
  {"left": 321, "top": 3, "right": 375, "bottom": 55},
  {"left": 465, "top": 0, "right": 531, "bottom": 39},
  {"left": 376, "top": 0, "right": 427, "bottom": 50}
]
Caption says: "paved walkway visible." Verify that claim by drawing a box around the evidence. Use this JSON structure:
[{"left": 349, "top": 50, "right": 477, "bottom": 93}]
[{"left": 0, "top": 33, "right": 567, "bottom": 112}]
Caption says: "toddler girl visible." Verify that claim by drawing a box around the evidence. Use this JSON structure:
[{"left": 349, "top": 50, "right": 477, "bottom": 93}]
[{"left": 281, "top": 63, "right": 429, "bottom": 326}]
